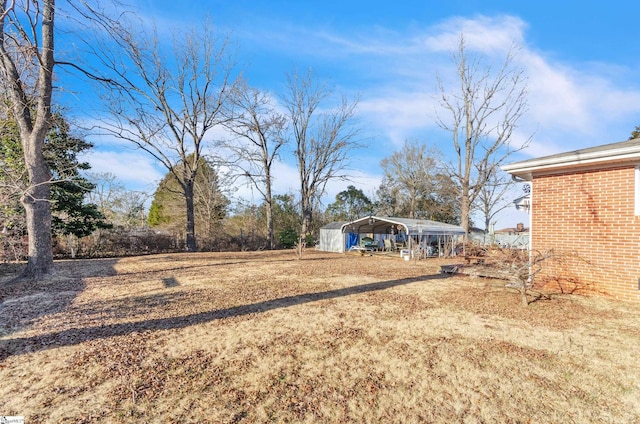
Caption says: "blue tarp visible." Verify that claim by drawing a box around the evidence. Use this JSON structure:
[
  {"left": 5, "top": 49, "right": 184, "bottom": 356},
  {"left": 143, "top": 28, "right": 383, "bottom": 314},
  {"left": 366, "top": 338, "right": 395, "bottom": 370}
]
[{"left": 346, "top": 233, "right": 359, "bottom": 250}]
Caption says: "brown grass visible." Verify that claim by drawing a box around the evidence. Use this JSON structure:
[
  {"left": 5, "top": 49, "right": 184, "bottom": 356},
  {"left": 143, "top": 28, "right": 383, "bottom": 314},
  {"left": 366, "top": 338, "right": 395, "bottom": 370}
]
[{"left": 1, "top": 250, "right": 639, "bottom": 423}]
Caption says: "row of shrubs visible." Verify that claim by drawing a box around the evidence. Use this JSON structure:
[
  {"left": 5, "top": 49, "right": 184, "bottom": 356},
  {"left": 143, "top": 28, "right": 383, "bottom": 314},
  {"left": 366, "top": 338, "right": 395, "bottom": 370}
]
[{"left": 0, "top": 226, "right": 306, "bottom": 262}]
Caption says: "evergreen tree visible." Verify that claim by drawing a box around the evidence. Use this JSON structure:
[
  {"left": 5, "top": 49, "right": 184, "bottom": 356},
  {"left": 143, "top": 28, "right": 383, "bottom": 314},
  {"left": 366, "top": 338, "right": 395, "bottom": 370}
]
[
  {"left": 46, "top": 115, "right": 111, "bottom": 238},
  {"left": 0, "top": 113, "right": 110, "bottom": 244},
  {"left": 271, "top": 194, "right": 301, "bottom": 248},
  {"left": 326, "top": 185, "right": 373, "bottom": 221},
  {"left": 148, "top": 156, "right": 228, "bottom": 248}
]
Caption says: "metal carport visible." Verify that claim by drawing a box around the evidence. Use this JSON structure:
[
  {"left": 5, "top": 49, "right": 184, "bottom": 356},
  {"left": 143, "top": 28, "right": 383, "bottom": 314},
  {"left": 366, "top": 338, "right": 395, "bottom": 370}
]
[{"left": 340, "top": 216, "right": 465, "bottom": 257}]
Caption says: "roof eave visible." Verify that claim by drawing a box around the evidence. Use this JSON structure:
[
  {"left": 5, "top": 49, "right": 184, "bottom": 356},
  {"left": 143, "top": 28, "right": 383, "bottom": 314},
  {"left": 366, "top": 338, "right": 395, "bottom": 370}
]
[{"left": 502, "top": 147, "right": 640, "bottom": 180}]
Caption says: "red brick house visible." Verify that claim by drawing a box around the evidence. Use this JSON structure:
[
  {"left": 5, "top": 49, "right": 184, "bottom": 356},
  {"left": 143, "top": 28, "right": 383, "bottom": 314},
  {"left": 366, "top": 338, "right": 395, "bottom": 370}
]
[{"left": 502, "top": 139, "right": 640, "bottom": 302}]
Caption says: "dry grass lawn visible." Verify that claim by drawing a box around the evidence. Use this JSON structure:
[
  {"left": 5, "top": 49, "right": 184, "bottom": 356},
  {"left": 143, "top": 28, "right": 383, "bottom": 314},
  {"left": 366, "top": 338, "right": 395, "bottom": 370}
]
[{"left": 1, "top": 250, "right": 639, "bottom": 423}]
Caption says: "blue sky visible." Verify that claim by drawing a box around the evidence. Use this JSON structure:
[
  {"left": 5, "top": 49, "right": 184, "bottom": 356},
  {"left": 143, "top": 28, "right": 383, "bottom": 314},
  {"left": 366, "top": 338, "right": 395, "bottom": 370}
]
[{"left": 72, "top": 1, "right": 640, "bottom": 228}]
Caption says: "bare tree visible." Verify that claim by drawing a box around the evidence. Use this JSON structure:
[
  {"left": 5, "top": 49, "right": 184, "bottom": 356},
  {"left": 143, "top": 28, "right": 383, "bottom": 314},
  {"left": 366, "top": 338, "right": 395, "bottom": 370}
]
[
  {"left": 492, "top": 247, "right": 554, "bottom": 306},
  {"left": 282, "top": 70, "right": 360, "bottom": 255},
  {"left": 223, "top": 81, "right": 287, "bottom": 249},
  {"left": 0, "top": 0, "right": 56, "bottom": 277},
  {"left": 378, "top": 140, "right": 443, "bottom": 219},
  {"left": 95, "top": 21, "right": 239, "bottom": 251},
  {"left": 86, "top": 172, "right": 148, "bottom": 228},
  {"left": 192, "top": 160, "right": 229, "bottom": 248},
  {"left": 436, "top": 35, "right": 529, "bottom": 240},
  {"left": 487, "top": 246, "right": 594, "bottom": 306},
  {"left": 475, "top": 167, "right": 515, "bottom": 233}
]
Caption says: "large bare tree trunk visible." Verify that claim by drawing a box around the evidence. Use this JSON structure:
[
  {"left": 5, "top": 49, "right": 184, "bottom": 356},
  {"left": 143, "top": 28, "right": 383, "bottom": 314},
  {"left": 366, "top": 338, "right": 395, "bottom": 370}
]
[
  {"left": 265, "top": 182, "right": 274, "bottom": 249},
  {"left": 20, "top": 129, "right": 55, "bottom": 277},
  {"left": 460, "top": 185, "right": 471, "bottom": 243},
  {"left": 22, "top": 176, "right": 54, "bottom": 276},
  {"left": 0, "top": 0, "right": 56, "bottom": 278},
  {"left": 184, "top": 181, "right": 197, "bottom": 251}
]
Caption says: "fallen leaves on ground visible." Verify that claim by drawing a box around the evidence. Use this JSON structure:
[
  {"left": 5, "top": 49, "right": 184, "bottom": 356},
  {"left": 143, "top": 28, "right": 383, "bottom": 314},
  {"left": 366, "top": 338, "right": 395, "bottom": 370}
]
[{"left": 1, "top": 250, "right": 639, "bottom": 423}]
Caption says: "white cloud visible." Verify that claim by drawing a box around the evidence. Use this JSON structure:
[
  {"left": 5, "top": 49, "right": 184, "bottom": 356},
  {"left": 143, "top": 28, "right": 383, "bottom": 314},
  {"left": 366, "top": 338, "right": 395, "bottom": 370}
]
[
  {"left": 358, "top": 93, "right": 438, "bottom": 147},
  {"left": 422, "top": 15, "right": 527, "bottom": 54},
  {"left": 81, "top": 150, "right": 164, "bottom": 193},
  {"left": 339, "top": 15, "right": 640, "bottom": 162},
  {"left": 271, "top": 161, "right": 301, "bottom": 196},
  {"left": 525, "top": 54, "right": 590, "bottom": 131}
]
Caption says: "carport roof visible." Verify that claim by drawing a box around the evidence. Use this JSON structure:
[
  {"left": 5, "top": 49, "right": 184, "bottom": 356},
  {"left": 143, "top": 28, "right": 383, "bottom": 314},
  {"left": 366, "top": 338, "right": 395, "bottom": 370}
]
[
  {"left": 340, "top": 216, "right": 465, "bottom": 236},
  {"left": 320, "top": 221, "right": 349, "bottom": 230}
]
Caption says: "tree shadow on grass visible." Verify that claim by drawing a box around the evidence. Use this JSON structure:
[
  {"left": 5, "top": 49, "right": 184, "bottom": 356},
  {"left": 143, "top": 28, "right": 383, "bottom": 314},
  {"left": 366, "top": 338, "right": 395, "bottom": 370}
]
[
  {"left": 0, "top": 258, "right": 123, "bottom": 340},
  {"left": 107, "top": 255, "right": 330, "bottom": 279},
  {"left": 0, "top": 252, "right": 386, "bottom": 341},
  {"left": 0, "top": 273, "right": 449, "bottom": 361}
]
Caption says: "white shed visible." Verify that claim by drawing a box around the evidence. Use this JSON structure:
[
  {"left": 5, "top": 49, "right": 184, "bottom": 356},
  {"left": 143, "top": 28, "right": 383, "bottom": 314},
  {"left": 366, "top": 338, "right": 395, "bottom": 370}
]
[{"left": 317, "top": 221, "right": 349, "bottom": 253}]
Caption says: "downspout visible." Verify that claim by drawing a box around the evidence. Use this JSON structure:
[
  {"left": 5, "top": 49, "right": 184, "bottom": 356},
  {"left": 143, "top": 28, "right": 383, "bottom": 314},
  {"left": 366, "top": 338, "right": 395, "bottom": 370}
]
[{"left": 528, "top": 182, "right": 533, "bottom": 286}]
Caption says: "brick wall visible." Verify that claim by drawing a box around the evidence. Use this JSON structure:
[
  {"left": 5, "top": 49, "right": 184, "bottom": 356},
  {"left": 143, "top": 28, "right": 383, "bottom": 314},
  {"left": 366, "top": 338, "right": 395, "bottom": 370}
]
[{"left": 532, "top": 166, "right": 640, "bottom": 302}]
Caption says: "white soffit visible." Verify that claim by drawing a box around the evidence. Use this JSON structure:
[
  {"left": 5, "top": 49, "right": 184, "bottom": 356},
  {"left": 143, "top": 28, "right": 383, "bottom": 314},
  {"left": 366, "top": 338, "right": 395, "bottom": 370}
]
[{"left": 503, "top": 141, "right": 640, "bottom": 180}]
